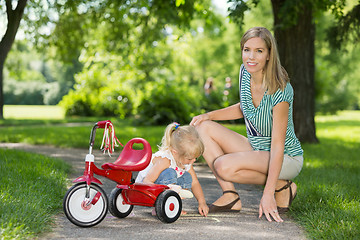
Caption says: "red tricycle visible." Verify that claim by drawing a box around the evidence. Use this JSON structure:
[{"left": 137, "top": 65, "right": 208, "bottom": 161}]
[{"left": 63, "top": 120, "right": 182, "bottom": 227}]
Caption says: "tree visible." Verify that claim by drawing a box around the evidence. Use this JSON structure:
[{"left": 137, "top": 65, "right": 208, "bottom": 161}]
[
  {"left": 0, "top": 0, "right": 27, "bottom": 119},
  {"left": 0, "top": 0, "right": 217, "bottom": 119},
  {"left": 271, "top": 0, "right": 317, "bottom": 143},
  {"left": 228, "top": 0, "right": 360, "bottom": 143}
]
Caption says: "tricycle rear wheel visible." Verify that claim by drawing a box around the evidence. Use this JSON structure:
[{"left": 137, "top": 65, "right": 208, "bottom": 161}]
[{"left": 109, "top": 188, "right": 133, "bottom": 218}]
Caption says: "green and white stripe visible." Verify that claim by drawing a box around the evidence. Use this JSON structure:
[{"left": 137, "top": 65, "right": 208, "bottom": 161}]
[{"left": 239, "top": 65, "right": 303, "bottom": 157}]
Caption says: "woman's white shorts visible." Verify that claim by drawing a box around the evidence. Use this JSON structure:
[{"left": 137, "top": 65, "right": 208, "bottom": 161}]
[{"left": 278, "top": 154, "right": 303, "bottom": 180}]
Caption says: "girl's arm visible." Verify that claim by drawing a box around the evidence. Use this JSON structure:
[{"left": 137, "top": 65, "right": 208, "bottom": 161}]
[
  {"left": 188, "top": 166, "right": 209, "bottom": 217},
  {"left": 190, "top": 103, "right": 243, "bottom": 126},
  {"left": 142, "top": 157, "right": 170, "bottom": 184},
  {"left": 259, "top": 101, "right": 289, "bottom": 222}
]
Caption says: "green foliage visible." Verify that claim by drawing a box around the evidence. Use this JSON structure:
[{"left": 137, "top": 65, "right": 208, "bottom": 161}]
[
  {"left": 59, "top": 61, "right": 136, "bottom": 118},
  {"left": 0, "top": 149, "right": 70, "bottom": 239},
  {"left": 57, "top": 6, "right": 242, "bottom": 121},
  {"left": 315, "top": 11, "right": 360, "bottom": 113},
  {"left": 59, "top": 90, "right": 92, "bottom": 116},
  {"left": 327, "top": 3, "right": 360, "bottom": 49},
  {"left": 4, "top": 79, "right": 44, "bottom": 105},
  {"left": 135, "top": 80, "right": 200, "bottom": 125},
  {"left": 228, "top": 0, "right": 260, "bottom": 27},
  {"left": 4, "top": 40, "right": 78, "bottom": 105}
]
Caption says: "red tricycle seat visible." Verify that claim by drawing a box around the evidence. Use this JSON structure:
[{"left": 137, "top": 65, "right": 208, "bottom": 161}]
[{"left": 101, "top": 138, "right": 152, "bottom": 171}]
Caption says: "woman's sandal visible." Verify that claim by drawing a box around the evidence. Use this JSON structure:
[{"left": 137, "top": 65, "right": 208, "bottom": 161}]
[
  {"left": 275, "top": 180, "right": 297, "bottom": 214},
  {"left": 208, "top": 190, "right": 241, "bottom": 213}
]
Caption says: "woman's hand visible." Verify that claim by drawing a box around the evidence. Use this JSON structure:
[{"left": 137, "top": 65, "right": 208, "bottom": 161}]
[
  {"left": 259, "top": 192, "right": 283, "bottom": 222},
  {"left": 198, "top": 202, "right": 209, "bottom": 217},
  {"left": 190, "top": 113, "right": 210, "bottom": 126}
]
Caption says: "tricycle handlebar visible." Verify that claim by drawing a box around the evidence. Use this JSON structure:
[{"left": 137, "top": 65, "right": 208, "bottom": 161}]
[
  {"left": 89, "top": 120, "right": 112, "bottom": 148},
  {"left": 96, "top": 120, "right": 111, "bottom": 128}
]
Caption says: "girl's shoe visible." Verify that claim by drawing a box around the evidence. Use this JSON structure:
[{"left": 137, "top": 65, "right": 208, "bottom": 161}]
[
  {"left": 275, "top": 180, "right": 297, "bottom": 213},
  {"left": 179, "top": 189, "right": 194, "bottom": 199},
  {"left": 167, "top": 184, "right": 193, "bottom": 199},
  {"left": 167, "top": 184, "right": 182, "bottom": 193}
]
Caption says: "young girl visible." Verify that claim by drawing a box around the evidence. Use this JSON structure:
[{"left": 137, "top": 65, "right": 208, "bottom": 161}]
[{"left": 135, "top": 122, "right": 209, "bottom": 217}]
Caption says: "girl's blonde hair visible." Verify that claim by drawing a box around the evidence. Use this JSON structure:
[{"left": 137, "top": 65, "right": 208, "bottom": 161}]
[
  {"left": 240, "top": 27, "right": 289, "bottom": 94},
  {"left": 159, "top": 122, "right": 204, "bottom": 159}
]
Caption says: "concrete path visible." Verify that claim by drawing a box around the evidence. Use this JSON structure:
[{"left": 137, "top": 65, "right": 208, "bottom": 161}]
[{"left": 0, "top": 143, "right": 307, "bottom": 240}]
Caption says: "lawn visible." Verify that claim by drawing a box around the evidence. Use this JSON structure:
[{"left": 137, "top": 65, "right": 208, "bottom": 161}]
[
  {"left": 0, "top": 105, "right": 359, "bottom": 239},
  {"left": 0, "top": 149, "right": 70, "bottom": 239},
  {"left": 292, "top": 111, "right": 360, "bottom": 239}
]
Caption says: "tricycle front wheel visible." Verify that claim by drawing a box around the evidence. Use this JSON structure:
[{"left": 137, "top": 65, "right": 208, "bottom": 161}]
[
  {"left": 155, "top": 190, "right": 182, "bottom": 223},
  {"left": 63, "top": 182, "right": 108, "bottom": 227},
  {"left": 109, "top": 188, "right": 133, "bottom": 218}
]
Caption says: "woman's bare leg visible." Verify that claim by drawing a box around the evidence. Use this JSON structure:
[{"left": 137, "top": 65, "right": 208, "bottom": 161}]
[
  {"left": 195, "top": 121, "right": 253, "bottom": 209},
  {"left": 213, "top": 146, "right": 297, "bottom": 208},
  {"left": 196, "top": 120, "right": 295, "bottom": 210}
]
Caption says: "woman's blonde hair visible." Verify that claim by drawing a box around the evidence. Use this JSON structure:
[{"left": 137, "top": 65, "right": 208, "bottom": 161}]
[
  {"left": 159, "top": 122, "right": 204, "bottom": 159},
  {"left": 241, "top": 27, "right": 289, "bottom": 94}
]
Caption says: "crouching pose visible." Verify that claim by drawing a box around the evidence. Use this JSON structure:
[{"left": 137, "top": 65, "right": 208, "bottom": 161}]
[
  {"left": 136, "top": 122, "right": 209, "bottom": 217},
  {"left": 190, "top": 27, "right": 303, "bottom": 222}
]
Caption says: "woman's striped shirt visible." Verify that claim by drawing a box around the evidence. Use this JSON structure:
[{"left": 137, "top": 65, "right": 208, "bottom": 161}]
[{"left": 239, "top": 64, "right": 303, "bottom": 157}]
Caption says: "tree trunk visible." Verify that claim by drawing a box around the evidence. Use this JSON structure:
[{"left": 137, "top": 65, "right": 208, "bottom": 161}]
[
  {"left": 271, "top": 0, "right": 319, "bottom": 143},
  {"left": 0, "top": 0, "right": 28, "bottom": 119}
]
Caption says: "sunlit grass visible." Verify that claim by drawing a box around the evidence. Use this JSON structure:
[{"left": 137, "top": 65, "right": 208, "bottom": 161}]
[
  {"left": 3, "top": 105, "right": 65, "bottom": 120},
  {"left": 291, "top": 110, "right": 360, "bottom": 239},
  {"left": 315, "top": 111, "right": 360, "bottom": 143}
]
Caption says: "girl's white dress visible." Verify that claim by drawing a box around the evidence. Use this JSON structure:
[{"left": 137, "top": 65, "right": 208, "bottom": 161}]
[{"left": 135, "top": 149, "right": 191, "bottom": 183}]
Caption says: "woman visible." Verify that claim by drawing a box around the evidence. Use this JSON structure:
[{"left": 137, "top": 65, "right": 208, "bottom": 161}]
[{"left": 190, "top": 27, "right": 303, "bottom": 222}]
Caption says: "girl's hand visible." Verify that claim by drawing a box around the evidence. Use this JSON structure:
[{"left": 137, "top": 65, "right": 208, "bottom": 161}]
[
  {"left": 190, "top": 113, "right": 210, "bottom": 126},
  {"left": 258, "top": 193, "right": 283, "bottom": 222},
  {"left": 198, "top": 202, "right": 209, "bottom": 217}
]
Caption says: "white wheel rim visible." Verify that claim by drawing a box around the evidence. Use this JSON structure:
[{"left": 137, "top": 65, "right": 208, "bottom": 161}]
[
  {"left": 164, "top": 196, "right": 180, "bottom": 219},
  {"left": 68, "top": 187, "right": 105, "bottom": 223},
  {"left": 116, "top": 193, "right": 131, "bottom": 213}
]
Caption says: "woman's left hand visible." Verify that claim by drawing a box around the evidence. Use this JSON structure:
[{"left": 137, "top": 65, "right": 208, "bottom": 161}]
[{"left": 258, "top": 193, "right": 283, "bottom": 222}]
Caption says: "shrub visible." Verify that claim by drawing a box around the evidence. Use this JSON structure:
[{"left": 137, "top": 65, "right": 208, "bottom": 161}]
[
  {"left": 4, "top": 79, "right": 44, "bottom": 105},
  {"left": 59, "top": 68, "right": 135, "bottom": 118},
  {"left": 135, "top": 80, "right": 201, "bottom": 125},
  {"left": 94, "top": 86, "right": 134, "bottom": 118},
  {"left": 59, "top": 90, "right": 92, "bottom": 116}
]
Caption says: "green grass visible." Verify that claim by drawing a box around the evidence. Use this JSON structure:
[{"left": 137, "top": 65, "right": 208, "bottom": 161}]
[
  {"left": 0, "top": 149, "right": 71, "bottom": 239},
  {"left": 1, "top": 105, "right": 360, "bottom": 239},
  {"left": 291, "top": 111, "right": 360, "bottom": 239},
  {"left": 1, "top": 105, "right": 166, "bottom": 151}
]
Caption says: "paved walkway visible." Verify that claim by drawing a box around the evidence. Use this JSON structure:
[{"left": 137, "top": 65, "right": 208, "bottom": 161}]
[{"left": 0, "top": 143, "right": 307, "bottom": 240}]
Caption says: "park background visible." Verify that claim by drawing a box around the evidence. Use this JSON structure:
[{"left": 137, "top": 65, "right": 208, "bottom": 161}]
[{"left": 0, "top": 0, "right": 359, "bottom": 239}]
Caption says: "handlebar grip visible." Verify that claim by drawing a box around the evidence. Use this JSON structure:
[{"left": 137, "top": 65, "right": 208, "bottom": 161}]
[{"left": 97, "top": 120, "right": 111, "bottom": 128}]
